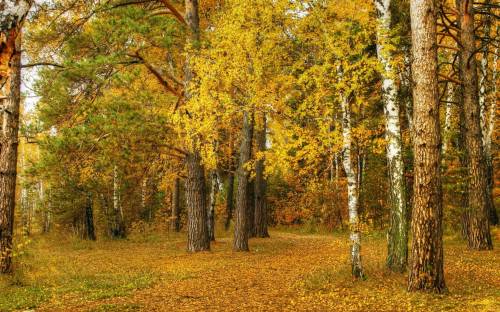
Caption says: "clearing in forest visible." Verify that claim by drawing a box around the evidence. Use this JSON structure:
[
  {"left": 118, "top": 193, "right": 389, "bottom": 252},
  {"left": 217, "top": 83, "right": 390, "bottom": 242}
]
[{"left": 1, "top": 230, "right": 499, "bottom": 312}]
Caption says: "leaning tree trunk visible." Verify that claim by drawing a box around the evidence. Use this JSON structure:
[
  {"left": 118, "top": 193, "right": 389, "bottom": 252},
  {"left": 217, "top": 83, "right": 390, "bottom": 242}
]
[
  {"left": 341, "top": 94, "right": 363, "bottom": 279},
  {"left": 171, "top": 177, "right": 181, "bottom": 232},
  {"left": 208, "top": 170, "right": 217, "bottom": 241},
  {"left": 254, "top": 113, "right": 269, "bottom": 238},
  {"left": 456, "top": 0, "right": 492, "bottom": 250},
  {"left": 233, "top": 111, "right": 254, "bottom": 252},
  {"left": 184, "top": 0, "right": 210, "bottom": 252},
  {"left": 0, "top": 2, "right": 29, "bottom": 271},
  {"left": 375, "top": 0, "right": 408, "bottom": 273},
  {"left": 407, "top": 0, "right": 446, "bottom": 293}
]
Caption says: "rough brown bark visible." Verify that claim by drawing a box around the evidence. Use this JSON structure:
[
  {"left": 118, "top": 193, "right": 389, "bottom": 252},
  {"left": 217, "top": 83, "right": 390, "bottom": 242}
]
[
  {"left": 247, "top": 180, "right": 255, "bottom": 237},
  {"left": 171, "top": 177, "right": 181, "bottom": 232},
  {"left": 183, "top": 0, "right": 209, "bottom": 252},
  {"left": 185, "top": 151, "right": 209, "bottom": 252},
  {"left": 456, "top": 0, "right": 492, "bottom": 250},
  {"left": 225, "top": 171, "right": 235, "bottom": 230},
  {"left": 233, "top": 111, "right": 254, "bottom": 251},
  {"left": 254, "top": 113, "right": 269, "bottom": 238},
  {"left": 407, "top": 0, "right": 446, "bottom": 293},
  {"left": 0, "top": 28, "right": 22, "bottom": 273}
]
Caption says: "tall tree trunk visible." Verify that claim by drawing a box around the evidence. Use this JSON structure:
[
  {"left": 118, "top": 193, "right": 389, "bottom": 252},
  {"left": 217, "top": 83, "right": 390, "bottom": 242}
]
[
  {"left": 0, "top": 11, "right": 26, "bottom": 271},
  {"left": 184, "top": 0, "right": 209, "bottom": 252},
  {"left": 480, "top": 11, "right": 498, "bottom": 226},
  {"left": 185, "top": 151, "right": 210, "bottom": 251},
  {"left": 84, "top": 193, "right": 96, "bottom": 241},
  {"left": 375, "top": 0, "right": 408, "bottom": 272},
  {"left": 407, "top": 0, "right": 446, "bottom": 292},
  {"left": 456, "top": 0, "right": 492, "bottom": 250},
  {"left": 485, "top": 30, "right": 498, "bottom": 225},
  {"left": 208, "top": 170, "right": 217, "bottom": 241},
  {"left": 443, "top": 83, "right": 456, "bottom": 155},
  {"left": 402, "top": 46, "right": 414, "bottom": 136},
  {"left": 247, "top": 180, "right": 255, "bottom": 237},
  {"left": 341, "top": 94, "right": 363, "bottom": 279},
  {"left": 254, "top": 113, "right": 269, "bottom": 238},
  {"left": 233, "top": 111, "right": 254, "bottom": 252},
  {"left": 111, "top": 166, "right": 126, "bottom": 238},
  {"left": 225, "top": 170, "right": 235, "bottom": 230},
  {"left": 457, "top": 99, "right": 470, "bottom": 239},
  {"left": 171, "top": 177, "right": 181, "bottom": 232}
]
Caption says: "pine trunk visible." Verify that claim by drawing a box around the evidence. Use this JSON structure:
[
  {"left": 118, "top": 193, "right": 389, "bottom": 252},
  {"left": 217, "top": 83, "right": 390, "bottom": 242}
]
[
  {"left": 185, "top": 151, "right": 210, "bottom": 252},
  {"left": 0, "top": 18, "right": 24, "bottom": 272},
  {"left": 233, "top": 111, "right": 254, "bottom": 251},
  {"left": 225, "top": 171, "right": 235, "bottom": 230},
  {"left": 407, "top": 0, "right": 446, "bottom": 292},
  {"left": 456, "top": 0, "right": 492, "bottom": 250},
  {"left": 171, "top": 177, "right": 181, "bottom": 232},
  {"left": 183, "top": 0, "right": 209, "bottom": 252},
  {"left": 254, "top": 113, "right": 269, "bottom": 238},
  {"left": 341, "top": 95, "right": 363, "bottom": 279}
]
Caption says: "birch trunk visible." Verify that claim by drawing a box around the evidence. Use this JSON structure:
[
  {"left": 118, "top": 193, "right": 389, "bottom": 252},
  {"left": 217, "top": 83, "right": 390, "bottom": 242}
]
[
  {"left": 480, "top": 15, "right": 498, "bottom": 225},
  {"left": 456, "top": 0, "right": 492, "bottom": 250},
  {"left": 407, "top": 0, "right": 446, "bottom": 292},
  {"left": 0, "top": 1, "right": 29, "bottom": 270},
  {"left": 111, "top": 166, "right": 126, "bottom": 238},
  {"left": 254, "top": 113, "right": 269, "bottom": 238},
  {"left": 208, "top": 170, "right": 217, "bottom": 241},
  {"left": 375, "top": 0, "right": 408, "bottom": 272},
  {"left": 233, "top": 110, "right": 254, "bottom": 251},
  {"left": 341, "top": 95, "right": 363, "bottom": 279},
  {"left": 443, "top": 84, "right": 456, "bottom": 155},
  {"left": 485, "top": 31, "right": 498, "bottom": 225},
  {"left": 171, "top": 177, "right": 181, "bottom": 232}
]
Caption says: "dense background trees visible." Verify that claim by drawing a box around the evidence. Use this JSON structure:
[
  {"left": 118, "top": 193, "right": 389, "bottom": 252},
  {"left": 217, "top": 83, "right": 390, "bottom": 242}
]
[{"left": 0, "top": 0, "right": 497, "bottom": 296}]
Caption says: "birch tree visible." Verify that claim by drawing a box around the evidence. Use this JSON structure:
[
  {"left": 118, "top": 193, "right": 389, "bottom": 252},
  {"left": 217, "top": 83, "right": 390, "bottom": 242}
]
[
  {"left": 341, "top": 89, "right": 363, "bottom": 279},
  {"left": 478, "top": 4, "right": 498, "bottom": 226},
  {"left": 375, "top": 0, "right": 408, "bottom": 272}
]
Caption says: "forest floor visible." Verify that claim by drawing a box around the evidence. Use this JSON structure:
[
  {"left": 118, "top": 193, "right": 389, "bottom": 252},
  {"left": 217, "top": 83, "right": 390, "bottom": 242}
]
[{"left": 0, "top": 228, "right": 499, "bottom": 312}]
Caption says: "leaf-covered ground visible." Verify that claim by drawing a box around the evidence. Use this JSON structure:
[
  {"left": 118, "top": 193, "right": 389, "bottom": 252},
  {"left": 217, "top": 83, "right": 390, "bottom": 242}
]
[{"left": 1, "top": 229, "right": 499, "bottom": 311}]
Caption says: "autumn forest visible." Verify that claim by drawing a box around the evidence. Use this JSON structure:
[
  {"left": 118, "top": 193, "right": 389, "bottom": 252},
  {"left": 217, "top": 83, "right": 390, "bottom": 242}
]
[{"left": 0, "top": 0, "right": 499, "bottom": 311}]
